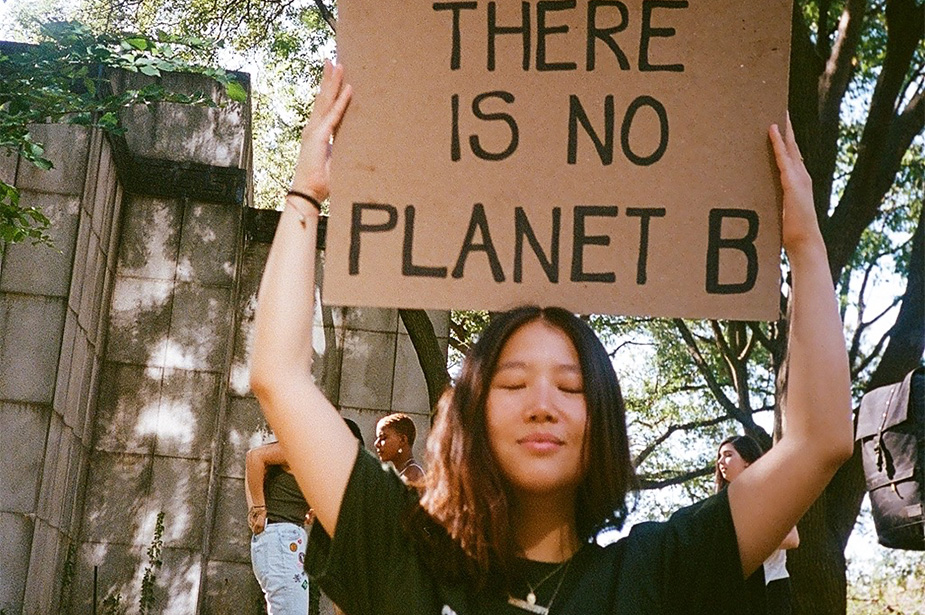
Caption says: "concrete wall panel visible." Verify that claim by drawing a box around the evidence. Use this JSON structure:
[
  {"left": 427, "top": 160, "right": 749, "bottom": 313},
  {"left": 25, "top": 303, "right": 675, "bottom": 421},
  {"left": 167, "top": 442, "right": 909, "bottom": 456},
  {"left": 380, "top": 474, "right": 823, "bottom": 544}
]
[
  {"left": 0, "top": 293, "right": 66, "bottom": 404},
  {"left": 34, "top": 412, "right": 64, "bottom": 524},
  {"left": 0, "top": 402, "right": 50, "bottom": 513},
  {"left": 0, "top": 512, "right": 34, "bottom": 614},
  {"left": 338, "top": 329, "right": 396, "bottom": 412},
  {"left": 155, "top": 368, "right": 221, "bottom": 459},
  {"left": 15, "top": 125, "right": 90, "bottom": 196},
  {"left": 113, "top": 71, "right": 247, "bottom": 169},
  {"left": 106, "top": 277, "right": 174, "bottom": 366},
  {"left": 0, "top": 192, "right": 80, "bottom": 297},
  {"left": 218, "top": 396, "right": 266, "bottom": 479},
  {"left": 117, "top": 196, "right": 182, "bottom": 280},
  {"left": 67, "top": 206, "right": 92, "bottom": 314},
  {"left": 81, "top": 452, "right": 150, "bottom": 545},
  {"left": 200, "top": 560, "right": 265, "bottom": 615},
  {"left": 54, "top": 309, "right": 78, "bottom": 416},
  {"left": 147, "top": 456, "right": 210, "bottom": 549},
  {"left": 69, "top": 541, "right": 144, "bottom": 614},
  {"left": 155, "top": 548, "right": 202, "bottom": 615},
  {"left": 93, "top": 362, "right": 161, "bottom": 455},
  {"left": 164, "top": 283, "right": 232, "bottom": 371},
  {"left": 0, "top": 149, "right": 18, "bottom": 184},
  {"left": 177, "top": 202, "right": 239, "bottom": 286},
  {"left": 208, "top": 476, "right": 250, "bottom": 563},
  {"left": 342, "top": 306, "right": 398, "bottom": 333}
]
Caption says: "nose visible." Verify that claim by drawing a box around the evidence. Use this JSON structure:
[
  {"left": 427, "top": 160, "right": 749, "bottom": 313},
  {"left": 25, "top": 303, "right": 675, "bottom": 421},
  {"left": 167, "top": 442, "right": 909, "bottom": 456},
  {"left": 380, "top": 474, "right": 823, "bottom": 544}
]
[{"left": 527, "top": 380, "right": 556, "bottom": 423}]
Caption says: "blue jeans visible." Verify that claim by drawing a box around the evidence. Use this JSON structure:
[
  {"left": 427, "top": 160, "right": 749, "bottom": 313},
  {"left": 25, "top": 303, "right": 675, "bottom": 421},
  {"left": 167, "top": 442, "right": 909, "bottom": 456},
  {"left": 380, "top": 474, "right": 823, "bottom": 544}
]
[{"left": 251, "top": 522, "right": 308, "bottom": 615}]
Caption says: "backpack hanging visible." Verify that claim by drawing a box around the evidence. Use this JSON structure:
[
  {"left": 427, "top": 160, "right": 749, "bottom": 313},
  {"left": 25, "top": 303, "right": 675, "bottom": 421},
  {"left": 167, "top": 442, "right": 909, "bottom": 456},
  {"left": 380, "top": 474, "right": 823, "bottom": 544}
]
[{"left": 855, "top": 367, "right": 925, "bottom": 550}]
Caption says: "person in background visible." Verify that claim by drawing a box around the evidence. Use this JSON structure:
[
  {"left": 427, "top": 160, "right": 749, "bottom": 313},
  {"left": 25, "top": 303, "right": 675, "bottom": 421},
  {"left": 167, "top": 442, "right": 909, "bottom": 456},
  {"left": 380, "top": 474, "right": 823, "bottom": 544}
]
[
  {"left": 247, "top": 417, "right": 363, "bottom": 615},
  {"left": 375, "top": 412, "right": 425, "bottom": 485},
  {"left": 716, "top": 435, "right": 800, "bottom": 615}
]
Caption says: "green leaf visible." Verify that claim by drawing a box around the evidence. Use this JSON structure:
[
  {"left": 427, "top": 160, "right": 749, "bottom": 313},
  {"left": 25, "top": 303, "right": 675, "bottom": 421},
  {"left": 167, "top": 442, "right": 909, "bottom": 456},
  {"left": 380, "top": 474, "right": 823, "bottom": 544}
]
[
  {"left": 125, "top": 36, "right": 150, "bottom": 51},
  {"left": 139, "top": 65, "right": 160, "bottom": 77},
  {"left": 225, "top": 80, "right": 247, "bottom": 103}
]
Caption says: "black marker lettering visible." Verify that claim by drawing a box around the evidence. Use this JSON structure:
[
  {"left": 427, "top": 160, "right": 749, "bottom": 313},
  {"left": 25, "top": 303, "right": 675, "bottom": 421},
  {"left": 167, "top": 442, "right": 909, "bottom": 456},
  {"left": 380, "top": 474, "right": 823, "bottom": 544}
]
[
  {"left": 403, "top": 206, "right": 448, "bottom": 278},
  {"left": 453, "top": 203, "right": 506, "bottom": 281},
  {"left": 488, "top": 1, "right": 531, "bottom": 71},
  {"left": 433, "top": 2, "right": 478, "bottom": 70},
  {"left": 470, "top": 91, "right": 520, "bottom": 161},
  {"left": 706, "top": 208, "right": 759, "bottom": 294},
  {"left": 639, "top": 0, "right": 687, "bottom": 72},
  {"left": 620, "top": 95, "right": 669, "bottom": 166},
  {"left": 537, "top": 1, "right": 578, "bottom": 71},
  {"left": 349, "top": 203, "right": 398, "bottom": 275},
  {"left": 568, "top": 94, "right": 614, "bottom": 165},
  {"left": 571, "top": 205, "right": 618, "bottom": 282},
  {"left": 587, "top": 0, "right": 630, "bottom": 70},
  {"left": 514, "top": 206, "right": 561, "bottom": 282},
  {"left": 626, "top": 207, "right": 665, "bottom": 284}
]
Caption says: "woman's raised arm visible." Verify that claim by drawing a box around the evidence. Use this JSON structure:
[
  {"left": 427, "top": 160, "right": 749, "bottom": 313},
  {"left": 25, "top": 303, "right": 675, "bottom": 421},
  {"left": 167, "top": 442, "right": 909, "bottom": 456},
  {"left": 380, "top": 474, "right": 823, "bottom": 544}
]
[
  {"left": 727, "top": 117, "right": 853, "bottom": 575},
  {"left": 250, "top": 60, "right": 354, "bottom": 535}
]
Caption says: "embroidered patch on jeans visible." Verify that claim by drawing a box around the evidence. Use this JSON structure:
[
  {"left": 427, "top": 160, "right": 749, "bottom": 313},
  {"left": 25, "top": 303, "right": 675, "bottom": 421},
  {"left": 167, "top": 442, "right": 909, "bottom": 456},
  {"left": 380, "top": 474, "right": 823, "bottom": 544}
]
[
  {"left": 302, "top": 579, "right": 309, "bottom": 590},
  {"left": 290, "top": 542, "right": 298, "bottom": 552}
]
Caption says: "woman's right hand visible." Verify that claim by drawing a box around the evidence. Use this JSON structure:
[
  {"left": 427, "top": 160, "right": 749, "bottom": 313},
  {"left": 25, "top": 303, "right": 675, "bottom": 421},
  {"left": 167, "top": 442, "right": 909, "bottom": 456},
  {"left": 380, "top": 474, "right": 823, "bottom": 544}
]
[
  {"left": 290, "top": 60, "right": 353, "bottom": 202},
  {"left": 248, "top": 506, "right": 267, "bottom": 534}
]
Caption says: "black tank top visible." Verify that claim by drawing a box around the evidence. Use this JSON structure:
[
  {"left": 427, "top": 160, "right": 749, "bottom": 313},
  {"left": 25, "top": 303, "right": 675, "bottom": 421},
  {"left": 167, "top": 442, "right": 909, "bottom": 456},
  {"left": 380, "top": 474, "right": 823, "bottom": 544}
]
[{"left": 265, "top": 466, "right": 308, "bottom": 525}]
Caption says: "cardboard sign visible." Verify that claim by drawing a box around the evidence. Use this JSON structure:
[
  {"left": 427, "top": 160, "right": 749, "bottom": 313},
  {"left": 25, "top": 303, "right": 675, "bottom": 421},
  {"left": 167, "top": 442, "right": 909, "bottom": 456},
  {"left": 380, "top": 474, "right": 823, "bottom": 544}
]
[{"left": 325, "top": 0, "right": 792, "bottom": 320}]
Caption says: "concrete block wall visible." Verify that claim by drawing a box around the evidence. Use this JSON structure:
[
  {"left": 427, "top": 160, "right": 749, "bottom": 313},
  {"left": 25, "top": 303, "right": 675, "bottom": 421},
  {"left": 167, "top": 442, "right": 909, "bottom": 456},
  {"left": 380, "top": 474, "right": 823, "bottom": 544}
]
[
  {"left": 0, "top": 123, "right": 123, "bottom": 615},
  {"left": 64, "top": 192, "right": 247, "bottom": 614},
  {"left": 0, "top": 65, "right": 449, "bottom": 615}
]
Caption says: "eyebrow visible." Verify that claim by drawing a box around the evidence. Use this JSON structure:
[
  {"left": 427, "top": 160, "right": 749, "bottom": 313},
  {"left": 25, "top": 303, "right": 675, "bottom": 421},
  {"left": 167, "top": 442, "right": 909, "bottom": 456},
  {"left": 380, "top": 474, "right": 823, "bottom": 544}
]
[{"left": 494, "top": 361, "right": 582, "bottom": 374}]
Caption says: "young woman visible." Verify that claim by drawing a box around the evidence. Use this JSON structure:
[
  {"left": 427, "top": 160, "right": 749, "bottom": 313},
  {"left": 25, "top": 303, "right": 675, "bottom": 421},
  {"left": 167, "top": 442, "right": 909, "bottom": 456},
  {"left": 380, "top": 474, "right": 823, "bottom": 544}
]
[
  {"left": 250, "top": 61, "right": 853, "bottom": 614},
  {"left": 375, "top": 413, "right": 425, "bottom": 485},
  {"left": 246, "top": 418, "right": 364, "bottom": 615},
  {"left": 716, "top": 435, "right": 800, "bottom": 615}
]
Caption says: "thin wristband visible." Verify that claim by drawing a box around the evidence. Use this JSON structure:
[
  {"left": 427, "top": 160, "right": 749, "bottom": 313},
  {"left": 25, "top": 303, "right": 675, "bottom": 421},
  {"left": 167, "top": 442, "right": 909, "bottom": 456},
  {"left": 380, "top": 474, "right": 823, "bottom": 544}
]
[{"left": 287, "top": 190, "right": 323, "bottom": 213}]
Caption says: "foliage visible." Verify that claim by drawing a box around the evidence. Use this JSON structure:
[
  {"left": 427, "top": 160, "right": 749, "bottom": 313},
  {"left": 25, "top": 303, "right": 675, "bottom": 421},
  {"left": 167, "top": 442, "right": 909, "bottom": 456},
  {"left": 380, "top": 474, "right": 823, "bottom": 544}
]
[
  {"left": 0, "top": 19, "right": 246, "bottom": 245},
  {"left": 139, "top": 511, "right": 165, "bottom": 615},
  {"left": 100, "top": 592, "right": 124, "bottom": 615}
]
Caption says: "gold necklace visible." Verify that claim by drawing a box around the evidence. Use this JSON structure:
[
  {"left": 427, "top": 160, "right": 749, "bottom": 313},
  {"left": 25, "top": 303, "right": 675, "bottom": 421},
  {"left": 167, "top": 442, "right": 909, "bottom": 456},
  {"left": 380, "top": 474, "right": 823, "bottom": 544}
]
[{"left": 506, "top": 559, "right": 572, "bottom": 615}]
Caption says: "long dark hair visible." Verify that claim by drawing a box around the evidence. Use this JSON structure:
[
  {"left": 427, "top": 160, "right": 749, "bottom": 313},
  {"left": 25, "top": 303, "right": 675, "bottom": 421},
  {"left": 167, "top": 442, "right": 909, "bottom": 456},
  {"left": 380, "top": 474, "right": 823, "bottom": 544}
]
[
  {"left": 714, "top": 434, "right": 765, "bottom": 492},
  {"left": 416, "top": 306, "right": 636, "bottom": 591}
]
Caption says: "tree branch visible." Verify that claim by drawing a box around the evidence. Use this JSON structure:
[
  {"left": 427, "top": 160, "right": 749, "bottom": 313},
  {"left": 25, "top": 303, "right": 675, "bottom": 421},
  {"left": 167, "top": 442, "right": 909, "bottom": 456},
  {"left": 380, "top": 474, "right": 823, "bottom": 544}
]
[
  {"left": 814, "top": 0, "right": 869, "bottom": 218},
  {"left": 638, "top": 465, "right": 714, "bottom": 490},
  {"left": 866, "top": 205, "right": 925, "bottom": 390},
  {"left": 399, "top": 309, "right": 450, "bottom": 411},
  {"left": 672, "top": 319, "right": 762, "bottom": 432},
  {"left": 313, "top": 0, "right": 337, "bottom": 33},
  {"left": 826, "top": 0, "right": 925, "bottom": 279},
  {"left": 633, "top": 414, "right": 730, "bottom": 467}
]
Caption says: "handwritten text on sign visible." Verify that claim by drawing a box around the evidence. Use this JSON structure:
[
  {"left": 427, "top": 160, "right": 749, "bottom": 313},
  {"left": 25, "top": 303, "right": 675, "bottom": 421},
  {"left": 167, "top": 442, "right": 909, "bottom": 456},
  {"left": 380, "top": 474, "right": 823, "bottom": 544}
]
[{"left": 325, "top": 0, "right": 792, "bottom": 320}]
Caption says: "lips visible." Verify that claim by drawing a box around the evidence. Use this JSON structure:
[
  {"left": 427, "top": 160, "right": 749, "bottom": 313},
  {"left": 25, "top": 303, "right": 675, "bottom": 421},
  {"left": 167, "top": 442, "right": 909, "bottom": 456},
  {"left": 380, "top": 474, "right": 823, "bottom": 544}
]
[{"left": 518, "top": 432, "right": 565, "bottom": 453}]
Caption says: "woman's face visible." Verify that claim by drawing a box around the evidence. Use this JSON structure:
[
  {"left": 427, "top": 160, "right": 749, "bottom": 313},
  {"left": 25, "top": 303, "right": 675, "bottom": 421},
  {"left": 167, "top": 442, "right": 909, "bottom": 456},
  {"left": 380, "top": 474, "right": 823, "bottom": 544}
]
[
  {"left": 485, "top": 320, "right": 589, "bottom": 498},
  {"left": 375, "top": 424, "right": 402, "bottom": 463},
  {"left": 717, "top": 443, "right": 750, "bottom": 483}
]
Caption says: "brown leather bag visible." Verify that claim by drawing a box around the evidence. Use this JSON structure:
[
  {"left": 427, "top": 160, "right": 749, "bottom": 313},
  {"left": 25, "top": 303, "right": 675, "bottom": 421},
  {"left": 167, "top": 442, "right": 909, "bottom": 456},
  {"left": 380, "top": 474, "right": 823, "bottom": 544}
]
[{"left": 856, "top": 367, "right": 925, "bottom": 550}]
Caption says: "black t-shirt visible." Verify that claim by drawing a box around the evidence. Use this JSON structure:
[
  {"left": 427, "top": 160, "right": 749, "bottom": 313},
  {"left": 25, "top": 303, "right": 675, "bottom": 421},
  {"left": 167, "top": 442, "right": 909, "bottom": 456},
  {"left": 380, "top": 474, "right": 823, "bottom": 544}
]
[{"left": 307, "top": 448, "right": 747, "bottom": 614}]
